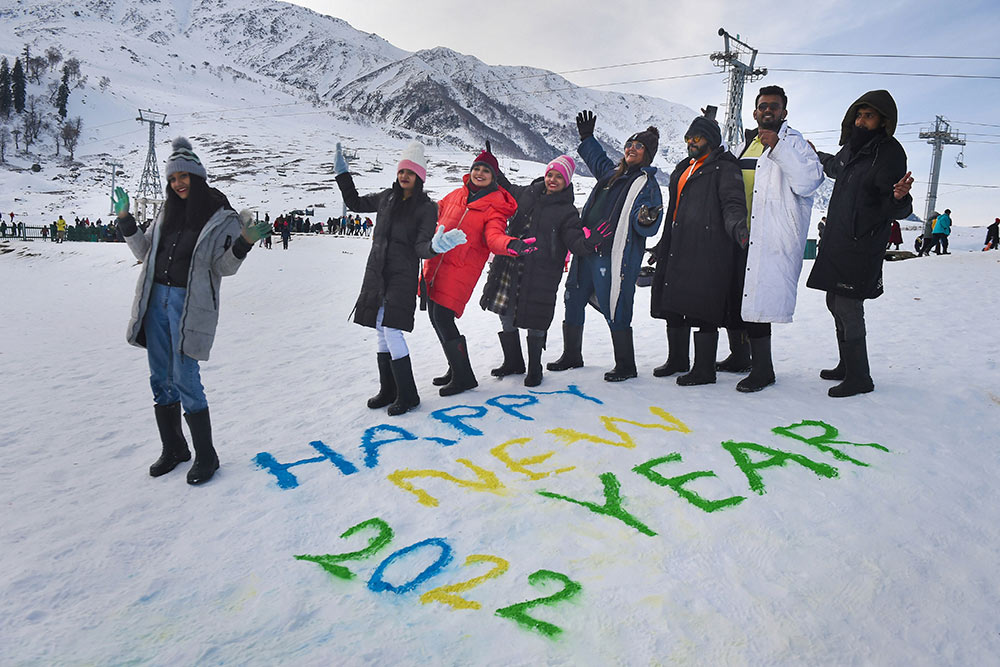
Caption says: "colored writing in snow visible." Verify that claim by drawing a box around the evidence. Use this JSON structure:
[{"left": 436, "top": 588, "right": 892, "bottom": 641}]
[
  {"left": 388, "top": 407, "right": 690, "bottom": 507},
  {"left": 386, "top": 417, "right": 890, "bottom": 537},
  {"left": 252, "top": 385, "right": 601, "bottom": 490},
  {"left": 295, "top": 517, "right": 582, "bottom": 639}
]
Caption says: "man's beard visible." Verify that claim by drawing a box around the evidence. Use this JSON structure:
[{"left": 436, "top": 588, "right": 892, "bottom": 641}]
[
  {"left": 849, "top": 125, "right": 883, "bottom": 151},
  {"left": 758, "top": 114, "right": 781, "bottom": 131},
  {"left": 688, "top": 144, "right": 711, "bottom": 159}
]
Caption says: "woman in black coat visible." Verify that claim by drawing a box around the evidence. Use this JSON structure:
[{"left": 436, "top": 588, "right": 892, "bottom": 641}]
[
  {"left": 480, "top": 155, "right": 594, "bottom": 387},
  {"left": 334, "top": 141, "right": 437, "bottom": 415}
]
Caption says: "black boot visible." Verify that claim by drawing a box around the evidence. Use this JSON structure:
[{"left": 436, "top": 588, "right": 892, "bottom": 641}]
[
  {"left": 604, "top": 328, "right": 637, "bottom": 382},
  {"left": 524, "top": 333, "right": 546, "bottom": 387},
  {"left": 821, "top": 324, "right": 846, "bottom": 380},
  {"left": 828, "top": 338, "right": 874, "bottom": 398},
  {"left": 387, "top": 355, "right": 420, "bottom": 416},
  {"left": 546, "top": 322, "right": 583, "bottom": 371},
  {"left": 736, "top": 336, "right": 776, "bottom": 392},
  {"left": 367, "top": 352, "right": 396, "bottom": 409},
  {"left": 820, "top": 360, "right": 845, "bottom": 381},
  {"left": 491, "top": 331, "right": 525, "bottom": 377},
  {"left": 439, "top": 336, "right": 478, "bottom": 397},
  {"left": 432, "top": 367, "right": 452, "bottom": 386},
  {"left": 184, "top": 408, "right": 219, "bottom": 485},
  {"left": 150, "top": 402, "right": 190, "bottom": 477},
  {"left": 653, "top": 325, "right": 690, "bottom": 377},
  {"left": 716, "top": 328, "right": 752, "bottom": 373},
  {"left": 677, "top": 329, "right": 719, "bottom": 386}
]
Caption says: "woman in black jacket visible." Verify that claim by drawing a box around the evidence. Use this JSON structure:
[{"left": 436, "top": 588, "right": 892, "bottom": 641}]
[
  {"left": 480, "top": 155, "right": 594, "bottom": 386},
  {"left": 334, "top": 141, "right": 438, "bottom": 415}
]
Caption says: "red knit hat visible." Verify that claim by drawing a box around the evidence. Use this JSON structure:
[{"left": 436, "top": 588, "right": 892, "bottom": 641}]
[{"left": 471, "top": 149, "right": 499, "bottom": 175}]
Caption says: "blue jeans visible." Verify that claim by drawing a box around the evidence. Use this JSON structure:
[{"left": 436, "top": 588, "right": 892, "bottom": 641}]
[
  {"left": 145, "top": 283, "right": 208, "bottom": 413},
  {"left": 563, "top": 254, "right": 635, "bottom": 331}
]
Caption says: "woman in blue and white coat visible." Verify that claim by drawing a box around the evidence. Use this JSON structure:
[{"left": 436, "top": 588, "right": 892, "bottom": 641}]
[{"left": 547, "top": 111, "right": 663, "bottom": 382}]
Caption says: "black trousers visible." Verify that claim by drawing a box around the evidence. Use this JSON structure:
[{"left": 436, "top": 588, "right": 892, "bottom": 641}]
[
  {"left": 428, "top": 300, "right": 460, "bottom": 343},
  {"left": 826, "top": 292, "right": 866, "bottom": 341}
]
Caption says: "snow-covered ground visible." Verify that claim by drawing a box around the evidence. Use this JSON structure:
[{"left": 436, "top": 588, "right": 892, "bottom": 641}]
[{"left": 2, "top": 225, "right": 998, "bottom": 665}]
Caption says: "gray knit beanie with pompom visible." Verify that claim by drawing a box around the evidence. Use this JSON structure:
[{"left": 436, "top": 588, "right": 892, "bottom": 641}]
[{"left": 165, "top": 137, "right": 207, "bottom": 180}]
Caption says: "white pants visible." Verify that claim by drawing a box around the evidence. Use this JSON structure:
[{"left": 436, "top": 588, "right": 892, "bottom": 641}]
[{"left": 376, "top": 306, "right": 409, "bottom": 360}]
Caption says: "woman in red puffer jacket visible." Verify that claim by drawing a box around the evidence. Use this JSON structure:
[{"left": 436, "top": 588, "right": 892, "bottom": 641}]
[{"left": 422, "top": 149, "right": 519, "bottom": 397}]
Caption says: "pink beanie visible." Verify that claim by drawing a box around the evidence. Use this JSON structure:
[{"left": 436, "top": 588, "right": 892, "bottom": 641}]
[
  {"left": 397, "top": 141, "right": 427, "bottom": 182},
  {"left": 546, "top": 155, "right": 576, "bottom": 184}
]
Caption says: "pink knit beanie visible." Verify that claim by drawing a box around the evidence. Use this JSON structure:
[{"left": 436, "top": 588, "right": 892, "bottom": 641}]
[{"left": 546, "top": 155, "right": 576, "bottom": 184}]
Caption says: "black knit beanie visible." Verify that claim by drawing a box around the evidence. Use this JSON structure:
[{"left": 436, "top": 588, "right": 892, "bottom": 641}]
[
  {"left": 626, "top": 126, "right": 660, "bottom": 162},
  {"left": 685, "top": 117, "right": 722, "bottom": 149}
]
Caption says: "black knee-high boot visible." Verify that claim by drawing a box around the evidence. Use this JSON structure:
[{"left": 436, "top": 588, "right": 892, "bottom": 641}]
[
  {"left": 736, "top": 336, "right": 776, "bottom": 392},
  {"left": 150, "top": 402, "right": 191, "bottom": 477},
  {"left": 439, "top": 336, "right": 478, "bottom": 397},
  {"left": 653, "top": 325, "right": 691, "bottom": 377},
  {"left": 828, "top": 338, "right": 874, "bottom": 398},
  {"left": 491, "top": 331, "right": 525, "bottom": 377},
  {"left": 524, "top": 334, "right": 546, "bottom": 387},
  {"left": 184, "top": 407, "right": 219, "bottom": 485},
  {"left": 604, "top": 328, "right": 637, "bottom": 382},
  {"left": 716, "top": 328, "right": 752, "bottom": 373},
  {"left": 367, "top": 352, "right": 396, "bottom": 409},
  {"left": 547, "top": 322, "right": 584, "bottom": 371},
  {"left": 387, "top": 355, "right": 420, "bottom": 416},
  {"left": 677, "top": 329, "right": 719, "bottom": 386}
]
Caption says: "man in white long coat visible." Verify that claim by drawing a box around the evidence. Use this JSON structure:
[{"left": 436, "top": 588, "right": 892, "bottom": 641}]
[{"left": 727, "top": 85, "right": 825, "bottom": 392}]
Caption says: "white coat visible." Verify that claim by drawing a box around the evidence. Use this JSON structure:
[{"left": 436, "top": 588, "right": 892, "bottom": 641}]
[{"left": 740, "top": 122, "right": 825, "bottom": 323}]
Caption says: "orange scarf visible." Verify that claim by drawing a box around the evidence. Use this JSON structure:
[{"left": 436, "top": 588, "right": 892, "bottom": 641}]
[{"left": 673, "top": 155, "right": 708, "bottom": 221}]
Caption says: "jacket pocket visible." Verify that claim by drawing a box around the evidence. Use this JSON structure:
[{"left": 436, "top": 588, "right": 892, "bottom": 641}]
[{"left": 208, "top": 271, "right": 217, "bottom": 309}]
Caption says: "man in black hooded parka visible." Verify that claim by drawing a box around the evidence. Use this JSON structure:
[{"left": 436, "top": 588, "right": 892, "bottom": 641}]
[{"left": 806, "top": 90, "right": 914, "bottom": 397}]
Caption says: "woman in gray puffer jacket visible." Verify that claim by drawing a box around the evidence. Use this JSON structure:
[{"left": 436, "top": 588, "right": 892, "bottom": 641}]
[{"left": 115, "top": 137, "right": 270, "bottom": 485}]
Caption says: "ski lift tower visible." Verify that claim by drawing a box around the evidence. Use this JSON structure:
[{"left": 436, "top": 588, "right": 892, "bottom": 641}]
[
  {"left": 710, "top": 28, "right": 767, "bottom": 150},
  {"left": 135, "top": 109, "right": 169, "bottom": 224},
  {"left": 918, "top": 115, "right": 965, "bottom": 222}
]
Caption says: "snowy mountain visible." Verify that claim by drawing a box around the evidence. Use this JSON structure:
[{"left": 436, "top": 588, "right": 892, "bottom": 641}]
[
  {"left": 0, "top": 0, "right": 694, "bottom": 191},
  {"left": 329, "top": 46, "right": 695, "bottom": 169}
]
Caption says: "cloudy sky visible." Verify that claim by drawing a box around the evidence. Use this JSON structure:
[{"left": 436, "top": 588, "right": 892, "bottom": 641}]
[{"left": 295, "top": 0, "right": 999, "bottom": 227}]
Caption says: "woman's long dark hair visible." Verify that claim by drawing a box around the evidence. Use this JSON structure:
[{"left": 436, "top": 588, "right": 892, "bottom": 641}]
[{"left": 161, "top": 174, "right": 229, "bottom": 236}]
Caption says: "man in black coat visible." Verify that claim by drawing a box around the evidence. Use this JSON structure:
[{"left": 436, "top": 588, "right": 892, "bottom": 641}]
[
  {"left": 806, "top": 89, "right": 914, "bottom": 397},
  {"left": 650, "top": 115, "right": 749, "bottom": 386}
]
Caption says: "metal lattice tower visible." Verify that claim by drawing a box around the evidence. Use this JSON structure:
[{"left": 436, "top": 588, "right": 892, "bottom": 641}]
[
  {"left": 710, "top": 28, "right": 767, "bottom": 149},
  {"left": 918, "top": 116, "right": 965, "bottom": 222},
  {"left": 135, "top": 109, "right": 169, "bottom": 224}
]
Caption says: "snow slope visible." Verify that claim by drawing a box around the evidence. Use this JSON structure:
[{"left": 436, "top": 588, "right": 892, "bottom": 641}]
[{"left": 2, "top": 225, "right": 998, "bottom": 665}]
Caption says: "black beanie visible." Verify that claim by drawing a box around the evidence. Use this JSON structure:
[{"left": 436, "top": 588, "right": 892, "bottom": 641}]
[
  {"left": 627, "top": 126, "right": 660, "bottom": 163},
  {"left": 685, "top": 117, "right": 722, "bottom": 149}
]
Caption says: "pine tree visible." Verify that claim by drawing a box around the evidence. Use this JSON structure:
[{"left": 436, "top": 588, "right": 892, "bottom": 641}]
[
  {"left": 56, "top": 68, "right": 70, "bottom": 119},
  {"left": 0, "top": 58, "right": 11, "bottom": 118},
  {"left": 12, "top": 58, "right": 26, "bottom": 113}
]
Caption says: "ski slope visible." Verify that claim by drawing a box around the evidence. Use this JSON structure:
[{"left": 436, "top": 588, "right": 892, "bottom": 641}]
[{"left": 1, "top": 227, "right": 999, "bottom": 665}]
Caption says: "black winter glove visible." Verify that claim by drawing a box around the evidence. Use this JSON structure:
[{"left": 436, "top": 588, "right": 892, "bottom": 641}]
[
  {"left": 646, "top": 248, "right": 657, "bottom": 266},
  {"left": 576, "top": 111, "right": 596, "bottom": 141}
]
